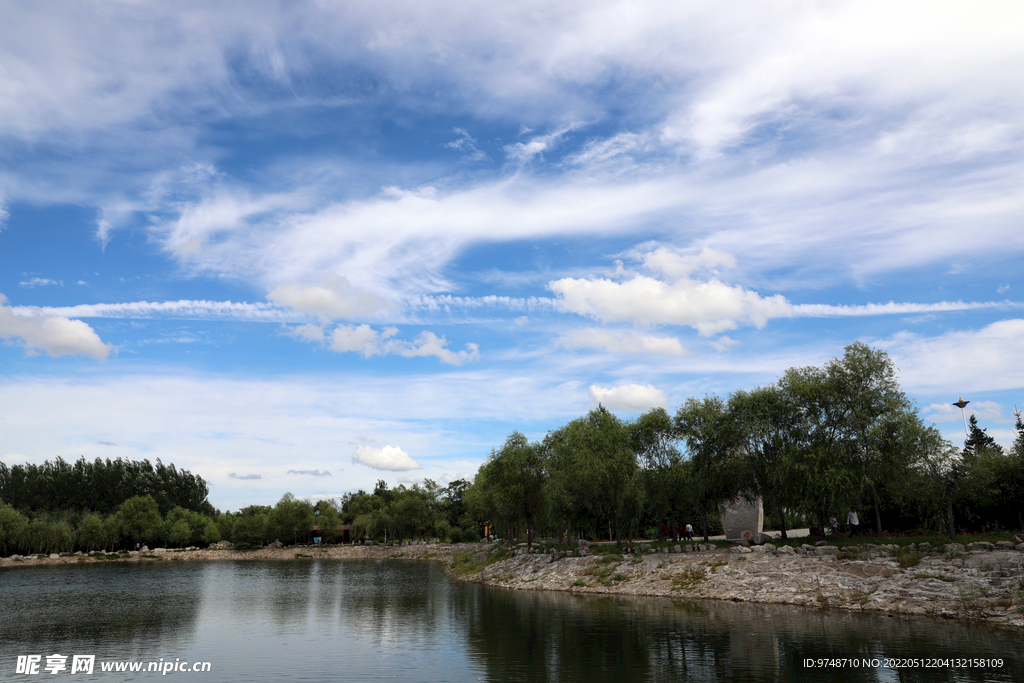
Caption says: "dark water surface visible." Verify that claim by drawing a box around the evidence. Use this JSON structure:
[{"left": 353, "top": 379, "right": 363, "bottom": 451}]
[{"left": 1, "top": 559, "right": 1022, "bottom": 681}]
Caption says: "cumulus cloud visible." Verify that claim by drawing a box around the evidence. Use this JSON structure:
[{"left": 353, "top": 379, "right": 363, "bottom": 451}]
[
  {"left": 353, "top": 445, "right": 421, "bottom": 471},
  {"left": 0, "top": 294, "right": 112, "bottom": 360},
  {"left": 267, "top": 274, "right": 395, "bottom": 320},
  {"left": 589, "top": 383, "right": 668, "bottom": 412},
  {"left": 556, "top": 328, "right": 686, "bottom": 356},
  {"left": 550, "top": 248, "right": 793, "bottom": 335},
  {"left": 287, "top": 469, "right": 332, "bottom": 477},
  {"left": 880, "top": 319, "right": 1024, "bottom": 394}
]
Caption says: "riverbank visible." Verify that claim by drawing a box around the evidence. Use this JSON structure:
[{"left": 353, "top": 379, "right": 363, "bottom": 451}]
[{"left": 4, "top": 540, "right": 1024, "bottom": 629}]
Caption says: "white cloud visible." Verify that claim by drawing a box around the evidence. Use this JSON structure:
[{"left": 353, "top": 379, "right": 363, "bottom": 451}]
[
  {"left": 329, "top": 324, "right": 397, "bottom": 357},
  {"left": 445, "top": 127, "right": 489, "bottom": 162},
  {"left": 709, "top": 336, "right": 739, "bottom": 352},
  {"left": 286, "top": 323, "right": 326, "bottom": 344},
  {"left": 287, "top": 469, "right": 332, "bottom": 477},
  {"left": 18, "top": 277, "right": 63, "bottom": 288},
  {"left": 565, "top": 132, "right": 646, "bottom": 166},
  {"left": 589, "top": 383, "right": 668, "bottom": 412},
  {"left": 323, "top": 324, "right": 480, "bottom": 365},
  {"left": 353, "top": 445, "right": 421, "bottom": 471},
  {"left": 0, "top": 294, "right": 111, "bottom": 360},
  {"left": 549, "top": 249, "right": 793, "bottom": 335},
  {"left": 504, "top": 124, "right": 582, "bottom": 164},
  {"left": 267, "top": 274, "right": 395, "bottom": 320},
  {"left": 13, "top": 299, "right": 304, "bottom": 322},
  {"left": 881, "top": 319, "right": 1024, "bottom": 394},
  {"left": 793, "top": 300, "right": 1023, "bottom": 317},
  {"left": 556, "top": 328, "right": 686, "bottom": 356}
]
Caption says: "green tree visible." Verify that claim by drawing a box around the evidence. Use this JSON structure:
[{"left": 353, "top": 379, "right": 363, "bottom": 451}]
[
  {"left": 675, "top": 396, "right": 739, "bottom": 541},
  {"left": 76, "top": 512, "right": 107, "bottom": 552},
  {"left": 963, "top": 414, "right": 1002, "bottom": 456},
  {"left": 231, "top": 507, "right": 270, "bottom": 547},
  {"left": 0, "top": 504, "right": 29, "bottom": 555},
  {"left": 117, "top": 495, "right": 163, "bottom": 547},
  {"left": 476, "top": 432, "right": 547, "bottom": 545},
  {"left": 911, "top": 427, "right": 997, "bottom": 540},
  {"left": 630, "top": 408, "right": 686, "bottom": 540},
  {"left": 728, "top": 386, "right": 799, "bottom": 538},
  {"left": 778, "top": 365, "right": 857, "bottom": 534},
  {"left": 547, "top": 406, "right": 639, "bottom": 546},
  {"left": 272, "top": 493, "right": 315, "bottom": 545}
]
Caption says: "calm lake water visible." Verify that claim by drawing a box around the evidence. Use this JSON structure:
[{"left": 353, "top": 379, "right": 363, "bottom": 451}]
[{"left": 2, "top": 559, "right": 1022, "bottom": 682}]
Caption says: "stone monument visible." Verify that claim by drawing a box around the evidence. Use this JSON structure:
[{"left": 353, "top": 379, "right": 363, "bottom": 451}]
[{"left": 721, "top": 496, "right": 763, "bottom": 539}]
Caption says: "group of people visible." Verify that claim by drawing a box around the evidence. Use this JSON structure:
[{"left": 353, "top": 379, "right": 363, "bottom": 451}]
[
  {"left": 827, "top": 507, "right": 862, "bottom": 537},
  {"left": 661, "top": 522, "right": 694, "bottom": 541}
]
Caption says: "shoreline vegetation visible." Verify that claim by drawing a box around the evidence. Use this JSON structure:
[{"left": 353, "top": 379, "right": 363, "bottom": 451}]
[{"left": 4, "top": 536, "right": 1024, "bottom": 631}]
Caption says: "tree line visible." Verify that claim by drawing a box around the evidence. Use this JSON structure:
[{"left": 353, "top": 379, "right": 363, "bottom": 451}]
[
  {"left": 467, "top": 343, "right": 1024, "bottom": 545},
  {"left": 2, "top": 342, "right": 1021, "bottom": 555}
]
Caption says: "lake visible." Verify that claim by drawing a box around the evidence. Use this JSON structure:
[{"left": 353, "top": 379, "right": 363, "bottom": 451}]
[{"left": 1, "top": 559, "right": 1022, "bottom": 681}]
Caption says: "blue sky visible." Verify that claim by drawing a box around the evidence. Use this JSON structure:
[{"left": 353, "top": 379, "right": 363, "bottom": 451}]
[{"left": 1, "top": 1, "right": 1022, "bottom": 512}]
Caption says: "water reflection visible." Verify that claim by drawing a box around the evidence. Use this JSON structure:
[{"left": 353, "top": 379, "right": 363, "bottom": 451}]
[
  {"left": 0, "top": 563, "right": 203, "bottom": 655},
  {"left": 2, "top": 559, "right": 1021, "bottom": 682}
]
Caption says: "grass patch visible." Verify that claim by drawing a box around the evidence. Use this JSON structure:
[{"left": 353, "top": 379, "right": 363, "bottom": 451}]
[
  {"left": 571, "top": 579, "right": 588, "bottom": 587},
  {"left": 141, "top": 553, "right": 159, "bottom": 559},
  {"left": 294, "top": 553, "right": 313, "bottom": 559},
  {"left": 449, "top": 545, "right": 511, "bottom": 577},
  {"left": 958, "top": 584, "right": 980, "bottom": 609},
  {"left": 895, "top": 548, "right": 924, "bottom": 568},
  {"left": 668, "top": 566, "right": 707, "bottom": 591}
]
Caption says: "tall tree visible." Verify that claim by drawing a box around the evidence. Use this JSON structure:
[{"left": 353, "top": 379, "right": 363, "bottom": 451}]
[
  {"left": 728, "top": 386, "right": 798, "bottom": 539},
  {"left": 963, "top": 414, "right": 1002, "bottom": 456},
  {"left": 547, "top": 406, "right": 638, "bottom": 546},
  {"left": 778, "top": 364, "right": 857, "bottom": 534},
  {"left": 675, "top": 396, "right": 739, "bottom": 541},
  {"left": 630, "top": 408, "right": 687, "bottom": 541}
]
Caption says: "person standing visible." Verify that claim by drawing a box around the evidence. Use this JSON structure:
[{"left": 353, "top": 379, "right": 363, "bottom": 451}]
[
  {"left": 685, "top": 523, "right": 693, "bottom": 541},
  {"left": 847, "top": 507, "right": 860, "bottom": 536}
]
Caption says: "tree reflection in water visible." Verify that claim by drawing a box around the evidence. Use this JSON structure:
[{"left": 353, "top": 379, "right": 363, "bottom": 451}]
[{"left": 2, "top": 559, "right": 1021, "bottom": 682}]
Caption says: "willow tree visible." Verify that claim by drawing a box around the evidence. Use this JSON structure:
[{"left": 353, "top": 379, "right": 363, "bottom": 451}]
[
  {"left": 546, "top": 406, "right": 639, "bottom": 546},
  {"left": 824, "top": 343, "right": 922, "bottom": 536},
  {"left": 675, "top": 396, "right": 739, "bottom": 541},
  {"left": 630, "top": 408, "right": 687, "bottom": 540},
  {"left": 778, "top": 364, "right": 857, "bottom": 534},
  {"left": 728, "top": 386, "right": 799, "bottom": 539}
]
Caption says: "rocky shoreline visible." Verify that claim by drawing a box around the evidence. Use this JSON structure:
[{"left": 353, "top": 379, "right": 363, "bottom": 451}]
[{"left": 4, "top": 540, "right": 1024, "bottom": 629}]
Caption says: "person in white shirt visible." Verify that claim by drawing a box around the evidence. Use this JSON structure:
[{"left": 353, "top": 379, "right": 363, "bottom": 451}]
[{"left": 847, "top": 507, "right": 860, "bottom": 536}]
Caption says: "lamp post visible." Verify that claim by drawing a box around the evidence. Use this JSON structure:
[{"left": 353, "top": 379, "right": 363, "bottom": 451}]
[{"left": 952, "top": 397, "right": 970, "bottom": 437}]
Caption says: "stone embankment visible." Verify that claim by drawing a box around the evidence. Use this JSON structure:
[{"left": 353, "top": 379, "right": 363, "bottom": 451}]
[
  {"left": 4, "top": 539, "right": 1023, "bottom": 628},
  {"left": 464, "top": 539, "right": 1024, "bottom": 629}
]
